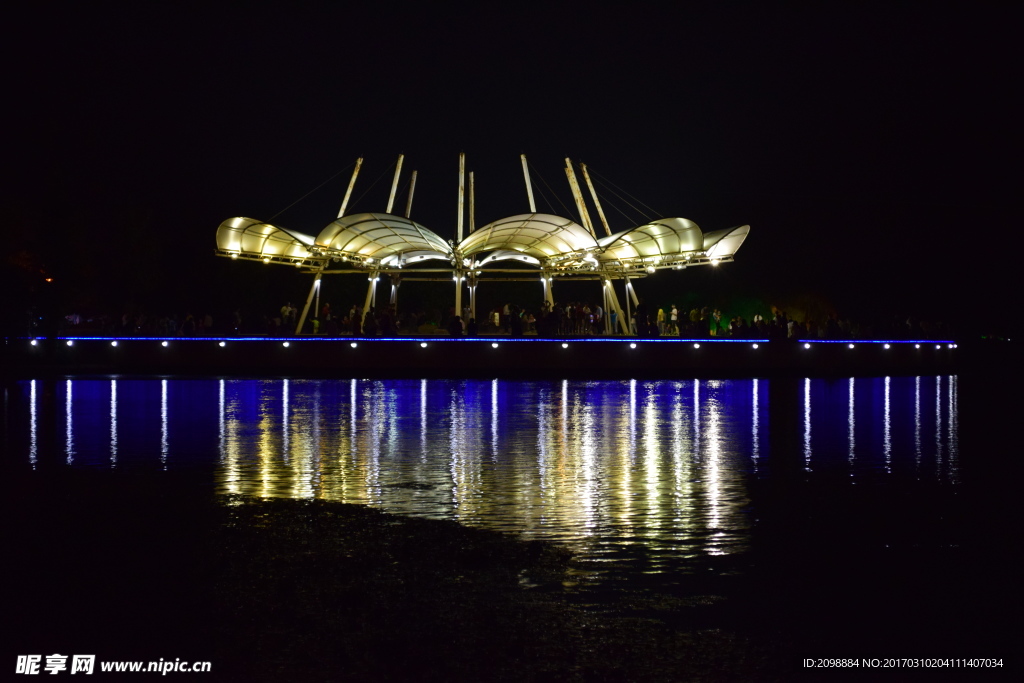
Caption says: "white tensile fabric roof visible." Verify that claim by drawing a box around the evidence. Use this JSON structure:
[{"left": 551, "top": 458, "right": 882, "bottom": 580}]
[
  {"left": 701, "top": 225, "right": 751, "bottom": 259},
  {"left": 597, "top": 217, "right": 704, "bottom": 261},
  {"left": 216, "top": 217, "right": 316, "bottom": 259},
  {"left": 461, "top": 214, "right": 598, "bottom": 261},
  {"left": 315, "top": 213, "right": 453, "bottom": 263},
  {"left": 216, "top": 212, "right": 749, "bottom": 272}
]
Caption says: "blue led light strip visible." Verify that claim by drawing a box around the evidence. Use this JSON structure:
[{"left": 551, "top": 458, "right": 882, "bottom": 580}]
[{"left": 23, "top": 336, "right": 955, "bottom": 345}]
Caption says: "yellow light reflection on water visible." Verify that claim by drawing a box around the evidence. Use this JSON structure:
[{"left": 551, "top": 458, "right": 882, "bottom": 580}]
[
  {"left": 282, "top": 379, "right": 290, "bottom": 465},
  {"left": 642, "top": 384, "right": 660, "bottom": 531},
  {"left": 363, "top": 382, "right": 385, "bottom": 504},
  {"left": 617, "top": 380, "right": 636, "bottom": 531},
  {"left": 448, "top": 385, "right": 468, "bottom": 516},
  {"left": 221, "top": 380, "right": 242, "bottom": 496},
  {"left": 257, "top": 382, "right": 275, "bottom": 498},
  {"left": 536, "top": 385, "right": 550, "bottom": 510},
  {"left": 420, "top": 379, "right": 428, "bottom": 455},
  {"left": 579, "top": 391, "right": 599, "bottom": 532},
  {"left": 208, "top": 377, "right": 971, "bottom": 571},
  {"left": 218, "top": 380, "right": 226, "bottom": 465},
  {"left": 692, "top": 380, "right": 700, "bottom": 448},
  {"left": 491, "top": 379, "right": 499, "bottom": 457},
  {"left": 670, "top": 383, "right": 694, "bottom": 539},
  {"left": 287, "top": 379, "right": 317, "bottom": 501},
  {"left": 705, "top": 383, "right": 722, "bottom": 531},
  {"left": 309, "top": 383, "right": 324, "bottom": 495}
]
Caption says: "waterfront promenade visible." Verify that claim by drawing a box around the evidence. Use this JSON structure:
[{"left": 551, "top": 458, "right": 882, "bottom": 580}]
[{"left": 5, "top": 334, "right": 967, "bottom": 379}]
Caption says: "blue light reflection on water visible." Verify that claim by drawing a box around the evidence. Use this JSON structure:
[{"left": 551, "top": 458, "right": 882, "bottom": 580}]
[
  {"left": 29, "top": 380, "right": 38, "bottom": 467},
  {"left": 65, "top": 379, "right": 73, "bottom": 464},
  {"left": 14, "top": 377, "right": 959, "bottom": 583}
]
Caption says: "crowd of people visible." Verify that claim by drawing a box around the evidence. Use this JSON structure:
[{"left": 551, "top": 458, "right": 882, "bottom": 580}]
[
  {"left": 303, "top": 300, "right": 953, "bottom": 341},
  {"left": 52, "top": 311, "right": 225, "bottom": 337},
  {"left": 630, "top": 304, "right": 953, "bottom": 341},
  {"left": 44, "top": 299, "right": 953, "bottom": 341}
]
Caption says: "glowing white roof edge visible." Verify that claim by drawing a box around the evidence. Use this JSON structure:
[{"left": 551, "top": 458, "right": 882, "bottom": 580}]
[{"left": 217, "top": 213, "right": 749, "bottom": 270}]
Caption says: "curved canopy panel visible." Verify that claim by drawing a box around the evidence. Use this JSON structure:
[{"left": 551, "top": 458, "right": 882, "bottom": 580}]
[
  {"left": 596, "top": 217, "right": 704, "bottom": 262},
  {"left": 461, "top": 213, "right": 598, "bottom": 262},
  {"left": 475, "top": 249, "right": 542, "bottom": 267},
  {"left": 380, "top": 250, "right": 452, "bottom": 266},
  {"left": 702, "top": 224, "right": 750, "bottom": 259},
  {"left": 316, "top": 213, "right": 453, "bottom": 263},
  {"left": 216, "top": 217, "right": 316, "bottom": 259}
]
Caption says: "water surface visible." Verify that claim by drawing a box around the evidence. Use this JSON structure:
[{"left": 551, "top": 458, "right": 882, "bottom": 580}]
[{"left": 7, "top": 376, "right": 961, "bottom": 591}]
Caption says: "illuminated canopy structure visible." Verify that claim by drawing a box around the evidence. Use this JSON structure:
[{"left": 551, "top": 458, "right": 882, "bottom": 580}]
[{"left": 216, "top": 155, "right": 750, "bottom": 335}]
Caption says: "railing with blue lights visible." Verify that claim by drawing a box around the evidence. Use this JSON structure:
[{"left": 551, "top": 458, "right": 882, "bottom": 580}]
[{"left": 22, "top": 336, "right": 956, "bottom": 348}]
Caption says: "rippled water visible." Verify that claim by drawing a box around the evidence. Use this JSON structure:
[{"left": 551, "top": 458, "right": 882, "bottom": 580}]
[{"left": 7, "top": 376, "right": 960, "bottom": 590}]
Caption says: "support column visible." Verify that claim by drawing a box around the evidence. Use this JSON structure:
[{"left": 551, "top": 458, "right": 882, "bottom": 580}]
[
  {"left": 623, "top": 276, "right": 637, "bottom": 335},
  {"left": 315, "top": 277, "right": 322, "bottom": 317},
  {"left": 626, "top": 276, "right": 640, "bottom": 306},
  {"left": 390, "top": 274, "right": 400, "bottom": 306},
  {"left": 542, "top": 274, "right": 555, "bottom": 308},
  {"left": 605, "top": 279, "right": 630, "bottom": 336},
  {"left": 363, "top": 271, "right": 378, "bottom": 317},
  {"left": 598, "top": 282, "right": 606, "bottom": 335},
  {"left": 296, "top": 270, "right": 323, "bottom": 335},
  {"left": 454, "top": 273, "right": 463, "bottom": 325}
]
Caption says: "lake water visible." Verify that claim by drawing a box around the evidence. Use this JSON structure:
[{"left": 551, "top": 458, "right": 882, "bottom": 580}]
[{"left": 6, "top": 376, "right": 962, "bottom": 592}]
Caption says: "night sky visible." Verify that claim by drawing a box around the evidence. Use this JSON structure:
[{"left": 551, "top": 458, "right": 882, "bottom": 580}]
[{"left": 4, "top": 4, "right": 1016, "bottom": 336}]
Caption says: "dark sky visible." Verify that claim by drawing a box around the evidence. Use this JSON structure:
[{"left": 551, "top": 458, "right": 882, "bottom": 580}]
[{"left": 4, "top": 4, "right": 1016, "bottom": 332}]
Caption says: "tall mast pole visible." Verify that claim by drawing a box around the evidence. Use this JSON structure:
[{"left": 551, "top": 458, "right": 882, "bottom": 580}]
[
  {"left": 580, "top": 163, "right": 612, "bottom": 237},
  {"left": 469, "top": 171, "right": 475, "bottom": 233},
  {"left": 520, "top": 154, "right": 537, "bottom": 213},
  {"left": 455, "top": 153, "right": 465, "bottom": 323},
  {"left": 404, "top": 170, "right": 418, "bottom": 218},
  {"left": 565, "top": 157, "right": 595, "bottom": 238},
  {"left": 457, "top": 153, "right": 465, "bottom": 243},
  {"left": 308, "top": 155, "right": 364, "bottom": 333},
  {"left": 386, "top": 154, "right": 404, "bottom": 214},
  {"left": 337, "top": 157, "right": 363, "bottom": 218}
]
